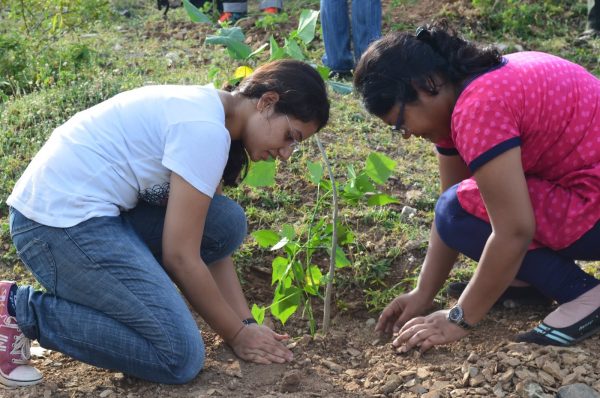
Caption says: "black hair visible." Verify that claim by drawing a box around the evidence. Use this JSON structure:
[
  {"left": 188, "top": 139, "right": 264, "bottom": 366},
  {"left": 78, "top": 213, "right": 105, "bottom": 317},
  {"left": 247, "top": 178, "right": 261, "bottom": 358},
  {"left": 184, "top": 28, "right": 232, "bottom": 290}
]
[
  {"left": 222, "top": 59, "right": 330, "bottom": 186},
  {"left": 353, "top": 21, "right": 502, "bottom": 117}
]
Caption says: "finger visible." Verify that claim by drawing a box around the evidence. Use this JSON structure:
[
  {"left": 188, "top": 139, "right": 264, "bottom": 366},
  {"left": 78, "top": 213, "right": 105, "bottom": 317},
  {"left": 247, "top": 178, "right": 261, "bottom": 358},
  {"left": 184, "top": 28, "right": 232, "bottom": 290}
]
[
  {"left": 404, "top": 327, "right": 438, "bottom": 351},
  {"left": 246, "top": 352, "right": 272, "bottom": 365},
  {"left": 375, "top": 308, "right": 394, "bottom": 333},
  {"left": 418, "top": 334, "right": 448, "bottom": 353},
  {"left": 398, "top": 316, "right": 425, "bottom": 334},
  {"left": 395, "top": 320, "right": 430, "bottom": 347},
  {"left": 271, "top": 332, "right": 290, "bottom": 341},
  {"left": 259, "top": 339, "right": 294, "bottom": 361}
]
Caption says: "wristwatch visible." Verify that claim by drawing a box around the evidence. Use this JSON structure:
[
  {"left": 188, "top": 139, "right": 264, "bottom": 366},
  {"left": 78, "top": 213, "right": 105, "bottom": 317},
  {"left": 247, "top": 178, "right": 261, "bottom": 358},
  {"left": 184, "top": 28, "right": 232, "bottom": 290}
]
[{"left": 447, "top": 305, "right": 473, "bottom": 329}]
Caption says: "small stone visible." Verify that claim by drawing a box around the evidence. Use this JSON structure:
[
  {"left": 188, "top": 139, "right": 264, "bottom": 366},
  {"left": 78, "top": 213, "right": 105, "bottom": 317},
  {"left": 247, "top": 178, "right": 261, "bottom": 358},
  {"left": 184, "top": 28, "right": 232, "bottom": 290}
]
[
  {"left": 493, "top": 383, "right": 506, "bottom": 398},
  {"left": 344, "top": 369, "right": 364, "bottom": 378},
  {"left": 401, "top": 206, "right": 417, "bottom": 219},
  {"left": 380, "top": 375, "right": 402, "bottom": 395},
  {"left": 365, "top": 318, "right": 376, "bottom": 327},
  {"left": 280, "top": 371, "right": 301, "bottom": 393},
  {"left": 469, "top": 374, "right": 485, "bottom": 387},
  {"left": 557, "top": 383, "right": 600, "bottom": 398},
  {"left": 347, "top": 347, "right": 362, "bottom": 357},
  {"left": 409, "top": 384, "right": 428, "bottom": 394},
  {"left": 537, "top": 370, "right": 555, "bottom": 386},
  {"left": 542, "top": 361, "right": 562, "bottom": 380},
  {"left": 321, "top": 359, "right": 343, "bottom": 373},
  {"left": 498, "top": 368, "right": 515, "bottom": 384},
  {"left": 422, "top": 391, "right": 441, "bottom": 398},
  {"left": 224, "top": 360, "right": 243, "bottom": 378},
  {"left": 99, "top": 390, "right": 113, "bottom": 398},
  {"left": 467, "top": 352, "right": 479, "bottom": 363},
  {"left": 417, "top": 367, "right": 431, "bottom": 378}
]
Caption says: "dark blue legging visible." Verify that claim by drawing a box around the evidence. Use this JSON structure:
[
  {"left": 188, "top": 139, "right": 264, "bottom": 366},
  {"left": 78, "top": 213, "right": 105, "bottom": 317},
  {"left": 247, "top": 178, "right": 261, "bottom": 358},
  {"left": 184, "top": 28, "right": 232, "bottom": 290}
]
[{"left": 435, "top": 184, "right": 600, "bottom": 304}]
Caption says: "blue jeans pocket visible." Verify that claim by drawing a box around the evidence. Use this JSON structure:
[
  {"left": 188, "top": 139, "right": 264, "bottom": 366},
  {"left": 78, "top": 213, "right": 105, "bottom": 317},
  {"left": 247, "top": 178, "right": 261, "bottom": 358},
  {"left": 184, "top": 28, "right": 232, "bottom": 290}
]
[{"left": 17, "top": 238, "right": 58, "bottom": 294}]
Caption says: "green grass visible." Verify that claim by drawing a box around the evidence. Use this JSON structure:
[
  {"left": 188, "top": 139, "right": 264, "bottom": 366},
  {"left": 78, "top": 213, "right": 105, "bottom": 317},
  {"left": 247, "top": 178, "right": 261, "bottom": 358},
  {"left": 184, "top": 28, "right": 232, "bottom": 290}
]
[{"left": 1, "top": 0, "right": 599, "bottom": 320}]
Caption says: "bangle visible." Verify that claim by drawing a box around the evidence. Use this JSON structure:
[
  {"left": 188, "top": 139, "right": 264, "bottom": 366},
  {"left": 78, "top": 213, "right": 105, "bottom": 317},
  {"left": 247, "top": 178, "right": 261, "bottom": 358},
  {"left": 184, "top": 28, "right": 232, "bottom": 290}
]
[
  {"left": 242, "top": 317, "right": 257, "bottom": 325},
  {"left": 229, "top": 324, "right": 246, "bottom": 343}
]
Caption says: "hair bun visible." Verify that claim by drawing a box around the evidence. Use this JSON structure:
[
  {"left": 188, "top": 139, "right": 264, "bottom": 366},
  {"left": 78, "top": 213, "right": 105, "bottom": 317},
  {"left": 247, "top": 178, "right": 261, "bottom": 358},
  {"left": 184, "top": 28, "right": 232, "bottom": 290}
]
[{"left": 416, "top": 26, "right": 432, "bottom": 42}]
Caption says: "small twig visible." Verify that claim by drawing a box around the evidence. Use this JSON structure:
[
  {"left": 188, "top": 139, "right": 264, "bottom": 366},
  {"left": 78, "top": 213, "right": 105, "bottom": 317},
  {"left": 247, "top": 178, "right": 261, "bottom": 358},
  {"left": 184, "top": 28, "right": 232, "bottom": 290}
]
[{"left": 315, "top": 136, "right": 338, "bottom": 334}]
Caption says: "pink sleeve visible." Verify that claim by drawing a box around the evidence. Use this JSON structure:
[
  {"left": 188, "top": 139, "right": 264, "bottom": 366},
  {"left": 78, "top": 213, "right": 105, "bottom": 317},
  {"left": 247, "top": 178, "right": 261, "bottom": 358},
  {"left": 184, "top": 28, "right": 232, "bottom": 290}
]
[{"left": 451, "top": 84, "right": 521, "bottom": 172}]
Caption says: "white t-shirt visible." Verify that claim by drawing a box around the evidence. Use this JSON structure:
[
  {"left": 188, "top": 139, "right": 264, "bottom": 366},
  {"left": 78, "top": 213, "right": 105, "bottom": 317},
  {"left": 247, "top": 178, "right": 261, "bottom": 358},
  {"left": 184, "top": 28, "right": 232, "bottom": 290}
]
[{"left": 7, "top": 85, "right": 231, "bottom": 228}]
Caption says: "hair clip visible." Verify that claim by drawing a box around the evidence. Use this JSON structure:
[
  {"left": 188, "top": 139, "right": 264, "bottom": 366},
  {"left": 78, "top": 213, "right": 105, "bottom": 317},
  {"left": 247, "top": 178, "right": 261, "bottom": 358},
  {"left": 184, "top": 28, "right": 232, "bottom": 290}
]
[{"left": 416, "top": 26, "right": 431, "bottom": 41}]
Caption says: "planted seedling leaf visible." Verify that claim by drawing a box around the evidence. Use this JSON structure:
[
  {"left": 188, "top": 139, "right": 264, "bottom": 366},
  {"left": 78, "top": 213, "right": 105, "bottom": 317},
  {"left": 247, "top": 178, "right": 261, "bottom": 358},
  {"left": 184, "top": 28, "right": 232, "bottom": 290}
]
[
  {"left": 297, "top": 9, "right": 319, "bottom": 44},
  {"left": 183, "top": 0, "right": 211, "bottom": 23},
  {"left": 244, "top": 158, "right": 276, "bottom": 187},
  {"left": 252, "top": 229, "right": 280, "bottom": 248},
  {"left": 251, "top": 304, "right": 265, "bottom": 324},
  {"left": 365, "top": 152, "right": 397, "bottom": 185},
  {"left": 307, "top": 160, "right": 324, "bottom": 184},
  {"left": 367, "top": 193, "right": 400, "bottom": 206}
]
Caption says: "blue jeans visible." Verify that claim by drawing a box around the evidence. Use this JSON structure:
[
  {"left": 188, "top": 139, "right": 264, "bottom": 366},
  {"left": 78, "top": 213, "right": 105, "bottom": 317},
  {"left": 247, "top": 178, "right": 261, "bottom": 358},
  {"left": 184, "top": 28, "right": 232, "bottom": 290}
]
[
  {"left": 9, "top": 195, "right": 247, "bottom": 384},
  {"left": 320, "top": 0, "right": 381, "bottom": 72},
  {"left": 435, "top": 184, "right": 600, "bottom": 304}
]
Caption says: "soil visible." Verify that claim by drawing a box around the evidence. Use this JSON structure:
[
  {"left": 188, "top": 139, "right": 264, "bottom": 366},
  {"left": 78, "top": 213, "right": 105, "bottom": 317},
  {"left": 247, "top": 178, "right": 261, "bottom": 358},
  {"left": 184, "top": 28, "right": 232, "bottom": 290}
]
[{"left": 3, "top": 0, "right": 600, "bottom": 397}]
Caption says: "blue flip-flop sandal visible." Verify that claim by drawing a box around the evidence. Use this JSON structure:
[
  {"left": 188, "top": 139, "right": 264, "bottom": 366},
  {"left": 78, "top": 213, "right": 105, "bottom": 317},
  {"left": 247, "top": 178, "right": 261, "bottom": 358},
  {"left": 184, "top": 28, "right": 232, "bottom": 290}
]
[{"left": 515, "top": 306, "right": 600, "bottom": 346}]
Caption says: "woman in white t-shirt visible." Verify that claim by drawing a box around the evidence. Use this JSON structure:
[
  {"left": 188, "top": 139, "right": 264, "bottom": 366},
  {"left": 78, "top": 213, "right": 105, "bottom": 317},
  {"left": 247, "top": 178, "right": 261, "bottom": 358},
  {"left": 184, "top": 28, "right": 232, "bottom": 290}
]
[{"left": 1, "top": 59, "right": 329, "bottom": 387}]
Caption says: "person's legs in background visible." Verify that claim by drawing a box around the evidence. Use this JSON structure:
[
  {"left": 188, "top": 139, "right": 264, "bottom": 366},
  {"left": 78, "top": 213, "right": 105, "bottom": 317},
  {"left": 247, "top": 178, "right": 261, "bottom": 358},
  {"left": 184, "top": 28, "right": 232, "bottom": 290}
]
[
  {"left": 350, "top": 0, "right": 381, "bottom": 63},
  {"left": 220, "top": 0, "right": 247, "bottom": 23},
  {"left": 259, "top": 0, "right": 283, "bottom": 14},
  {"left": 320, "top": 0, "right": 354, "bottom": 77}
]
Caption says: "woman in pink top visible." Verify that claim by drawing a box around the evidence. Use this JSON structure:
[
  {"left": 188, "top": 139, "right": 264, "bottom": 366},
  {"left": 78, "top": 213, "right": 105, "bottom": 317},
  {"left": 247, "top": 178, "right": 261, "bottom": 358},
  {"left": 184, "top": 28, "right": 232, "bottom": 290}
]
[{"left": 353, "top": 22, "right": 600, "bottom": 352}]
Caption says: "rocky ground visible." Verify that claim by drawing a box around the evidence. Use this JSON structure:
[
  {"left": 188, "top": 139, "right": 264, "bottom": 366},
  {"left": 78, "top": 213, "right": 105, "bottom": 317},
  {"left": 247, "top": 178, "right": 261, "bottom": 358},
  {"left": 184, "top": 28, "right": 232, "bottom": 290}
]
[{"left": 3, "top": 303, "right": 599, "bottom": 397}]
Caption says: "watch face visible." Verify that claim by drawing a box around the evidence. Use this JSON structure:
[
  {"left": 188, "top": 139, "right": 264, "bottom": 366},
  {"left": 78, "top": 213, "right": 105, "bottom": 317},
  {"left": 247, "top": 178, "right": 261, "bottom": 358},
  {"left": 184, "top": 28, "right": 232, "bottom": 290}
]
[{"left": 449, "top": 306, "right": 463, "bottom": 322}]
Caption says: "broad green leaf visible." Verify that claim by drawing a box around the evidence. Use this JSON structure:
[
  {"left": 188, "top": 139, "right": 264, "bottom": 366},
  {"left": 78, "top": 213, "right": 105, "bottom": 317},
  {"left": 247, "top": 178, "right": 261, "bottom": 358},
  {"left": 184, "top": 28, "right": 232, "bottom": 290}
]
[
  {"left": 365, "top": 152, "right": 397, "bottom": 185},
  {"left": 307, "top": 160, "right": 323, "bottom": 185},
  {"left": 206, "top": 28, "right": 251, "bottom": 60},
  {"left": 271, "top": 286, "right": 301, "bottom": 324},
  {"left": 353, "top": 172, "right": 376, "bottom": 194},
  {"left": 251, "top": 304, "right": 265, "bottom": 324},
  {"left": 252, "top": 229, "right": 280, "bottom": 248},
  {"left": 271, "top": 236, "right": 289, "bottom": 251},
  {"left": 367, "top": 193, "right": 401, "bottom": 206},
  {"left": 284, "top": 38, "right": 305, "bottom": 60},
  {"left": 328, "top": 80, "right": 353, "bottom": 95},
  {"left": 269, "top": 35, "right": 286, "bottom": 61},
  {"left": 183, "top": 0, "right": 211, "bottom": 23},
  {"left": 335, "top": 247, "right": 351, "bottom": 268},
  {"left": 304, "top": 264, "right": 323, "bottom": 295},
  {"left": 244, "top": 158, "right": 276, "bottom": 187},
  {"left": 297, "top": 9, "right": 319, "bottom": 44},
  {"left": 271, "top": 256, "right": 289, "bottom": 285},
  {"left": 281, "top": 224, "right": 296, "bottom": 241}
]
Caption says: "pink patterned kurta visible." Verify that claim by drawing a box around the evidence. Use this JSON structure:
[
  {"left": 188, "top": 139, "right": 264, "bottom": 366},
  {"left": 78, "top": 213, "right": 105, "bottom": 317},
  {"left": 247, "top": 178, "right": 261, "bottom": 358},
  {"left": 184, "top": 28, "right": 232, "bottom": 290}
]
[{"left": 436, "top": 52, "right": 600, "bottom": 250}]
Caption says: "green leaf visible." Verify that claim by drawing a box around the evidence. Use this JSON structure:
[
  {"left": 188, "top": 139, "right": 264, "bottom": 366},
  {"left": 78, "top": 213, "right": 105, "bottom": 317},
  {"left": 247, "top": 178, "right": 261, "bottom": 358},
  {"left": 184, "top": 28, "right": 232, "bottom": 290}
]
[
  {"left": 284, "top": 38, "right": 305, "bottom": 60},
  {"left": 269, "top": 35, "right": 287, "bottom": 61},
  {"left": 183, "top": 0, "right": 211, "bottom": 23},
  {"left": 244, "top": 158, "right": 276, "bottom": 187},
  {"left": 316, "top": 65, "right": 330, "bottom": 81},
  {"left": 367, "top": 193, "right": 401, "bottom": 206},
  {"left": 271, "top": 256, "right": 289, "bottom": 285},
  {"left": 251, "top": 304, "right": 265, "bottom": 325},
  {"left": 252, "top": 229, "right": 280, "bottom": 248},
  {"left": 365, "top": 152, "right": 397, "bottom": 185},
  {"left": 281, "top": 224, "right": 296, "bottom": 241},
  {"left": 335, "top": 247, "right": 351, "bottom": 268},
  {"left": 271, "top": 286, "right": 301, "bottom": 324},
  {"left": 206, "top": 28, "right": 252, "bottom": 60},
  {"left": 297, "top": 9, "right": 320, "bottom": 44},
  {"left": 307, "top": 160, "right": 324, "bottom": 185},
  {"left": 353, "top": 172, "right": 376, "bottom": 194},
  {"left": 328, "top": 80, "right": 353, "bottom": 95},
  {"left": 304, "top": 264, "right": 323, "bottom": 295}
]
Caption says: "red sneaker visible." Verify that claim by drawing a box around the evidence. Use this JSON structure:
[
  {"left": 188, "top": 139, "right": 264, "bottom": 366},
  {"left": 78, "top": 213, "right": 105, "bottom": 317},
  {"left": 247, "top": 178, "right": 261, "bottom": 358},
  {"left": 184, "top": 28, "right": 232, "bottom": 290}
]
[
  {"left": 218, "top": 11, "right": 246, "bottom": 24},
  {"left": 263, "top": 7, "right": 280, "bottom": 14},
  {"left": 0, "top": 281, "right": 42, "bottom": 388}
]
